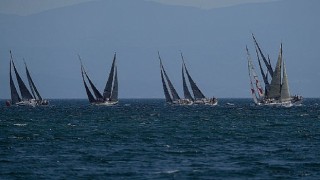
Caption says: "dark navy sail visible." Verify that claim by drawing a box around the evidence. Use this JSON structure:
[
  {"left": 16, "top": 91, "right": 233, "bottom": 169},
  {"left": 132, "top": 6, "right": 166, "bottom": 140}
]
[
  {"left": 180, "top": 53, "right": 194, "bottom": 101},
  {"left": 183, "top": 62, "right": 205, "bottom": 99},
  {"left": 160, "top": 68, "right": 172, "bottom": 103},
  {"left": 103, "top": 53, "right": 116, "bottom": 100},
  {"left": 163, "top": 68, "right": 180, "bottom": 101},
  {"left": 158, "top": 53, "right": 180, "bottom": 101},
  {"left": 79, "top": 55, "right": 102, "bottom": 102},
  {"left": 10, "top": 53, "right": 34, "bottom": 100},
  {"left": 182, "top": 65, "right": 193, "bottom": 100},
  {"left": 9, "top": 61, "right": 21, "bottom": 104},
  {"left": 81, "top": 66, "right": 96, "bottom": 103},
  {"left": 255, "top": 47, "right": 270, "bottom": 96},
  {"left": 83, "top": 70, "right": 103, "bottom": 100},
  {"left": 252, "top": 34, "right": 273, "bottom": 77},
  {"left": 25, "top": 63, "right": 42, "bottom": 101},
  {"left": 110, "top": 67, "right": 118, "bottom": 101}
]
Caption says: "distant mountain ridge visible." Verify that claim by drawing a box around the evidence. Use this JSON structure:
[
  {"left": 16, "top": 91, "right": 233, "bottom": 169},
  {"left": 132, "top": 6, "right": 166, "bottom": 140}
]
[{"left": 0, "top": 0, "right": 95, "bottom": 16}]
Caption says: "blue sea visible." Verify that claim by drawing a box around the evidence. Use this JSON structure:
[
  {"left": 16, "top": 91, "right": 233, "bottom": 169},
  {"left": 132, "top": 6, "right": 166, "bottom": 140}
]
[{"left": 1, "top": 98, "right": 320, "bottom": 179}]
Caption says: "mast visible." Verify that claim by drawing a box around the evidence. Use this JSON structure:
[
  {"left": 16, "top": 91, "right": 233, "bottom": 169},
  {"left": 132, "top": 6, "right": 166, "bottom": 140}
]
[
  {"left": 268, "top": 44, "right": 283, "bottom": 99},
  {"left": 9, "top": 60, "right": 21, "bottom": 104},
  {"left": 182, "top": 54, "right": 205, "bottom": 99},
  {"left": 280, "top": 45, "right": 291, "bottom": 102},
  {"left": 252, "top": 34, "right": 274, "bottom": 77},
  {"left": 158, "top": 52, "right": 180, "bottom": 101},
  {"left": 110, "top": 66, "right": 118, "bottom": 101},
  {"left": 25, "top": 61, "right": 42, "bottom": 101},
  {"left": 10, "top": 51, "right": 34, "bottom": 101},
  {"left": 103, "top": 53, "right": 116, "bottom": 100}
]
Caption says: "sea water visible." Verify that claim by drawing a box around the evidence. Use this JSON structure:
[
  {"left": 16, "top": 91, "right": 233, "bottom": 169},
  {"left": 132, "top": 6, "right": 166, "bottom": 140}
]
[{"left": 1, "top": 99, "right": 320, "bottom": 179}]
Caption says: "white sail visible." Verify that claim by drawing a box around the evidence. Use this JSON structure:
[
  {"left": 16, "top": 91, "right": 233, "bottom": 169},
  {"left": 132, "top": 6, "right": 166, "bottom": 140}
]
[
  {"left": 280, "top": 59, "right": 291, "bottom": 102},
  {"left": 249, "top": 68, "right": 259, "bottom": 104},
  {"left": 268, "top": 45, "right": 282, "bottom": 99},
  {"left": 246, "top": 47, "right": 261, "bottom": 103},
  {"left": 247, "top": 47, "right": 264, "bottom": 95}
]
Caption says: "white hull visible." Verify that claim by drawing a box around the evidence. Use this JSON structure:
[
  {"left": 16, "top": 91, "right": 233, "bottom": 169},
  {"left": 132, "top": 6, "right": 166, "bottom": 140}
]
[
  {"left": 16, "top": 99, "right": 37, "bottom": 107},
  {"left": 16, "top": 100, "right": 37, "bottom": 107},
  {"left": 260, "top": 101, "right": 293, "bottom": 107},
  {"left": 172, "top": 99, "right": 194, "bottom": 105},
  {"left": 15, "top": 99, "right": 49, "bottom": 107},
  {"left": 194, "top": 98, "right": 218, "bottom": 106},
  {"left": 205, "top": 101, "right": 218, "bottom": 106},
  {"left": 169, "top": 98, "right": 218, "bottom": 106},
  {"left": 93, "top": 101, "right": 118, "bottom": 106},
  {"left": 255, "top": 96, "right": 303, "bottom": 107}
]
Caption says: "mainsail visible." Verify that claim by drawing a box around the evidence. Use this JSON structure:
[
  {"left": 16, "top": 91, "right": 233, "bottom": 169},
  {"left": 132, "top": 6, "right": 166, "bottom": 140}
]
[
  {"left": 83, "top": 70, "right": 103, "bottom": 100},
  {"left": 268, "top": 44, "right": 283, "bottom": 99},
  {"left": 255, "top": 46, "right": 270, "bottom": 95},
  {"left": 81, "top": 66, "right": 96, "bottom": 103},
  {"left": 79, "top": 55, "right": 103, "bottom": 101},
  {"left": 182, "top": 58, "right": 205, "bottom": 99},
  {"left": 163, "top": 68, "right": 180, "bottom": 101},
  {"left": 9, "top": 61, "right": 21, "bottom": 104},
  {"left": 10, "top": 52, "right": 34, "bottom": 101},
  {"left": 280, "top": 49, "right": 291, "bottom": 102},
  {"left": 110, "top": 67, "right": 118, "bottom": 101},
  {"left": 103, "top": 53, "right": 116, "bottom": 100},
  {"left": 248, "top": 61, "right": 259, "bottom": 104},
  {"left": 25, "top": 62, "right": 42, "bottom": 101},
  {"left": 160, "top": 68, "right": 172, "bottom": 103},
  {"left": 252, "top": 34, "right": 273, "bottom": 77},
  {"left": 246, "top": 46, "right": 264, "bottom": 101},
  {"left": 182, "top": 64, "right": 193, "bottom": 100},
  {"left": 158, "top": 52, "right": 180, "bottom": 101}
]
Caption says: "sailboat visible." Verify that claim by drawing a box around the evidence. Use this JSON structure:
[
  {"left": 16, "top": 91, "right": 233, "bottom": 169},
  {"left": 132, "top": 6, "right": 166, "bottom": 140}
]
[
  {"left": 246, "top": 35, "right": 303, "bottom": 107},
  {"left": 79, "top": 53, "right": 118, "bottom": 105},
  {"left": 180, "top": 53, "right": 218, "bottom": 106},
  {"left": 9, "top": 51, "right": 49, "bottom": 107},
  {"left": 158, "top": 52, "right": 186, "bottom": 105}
]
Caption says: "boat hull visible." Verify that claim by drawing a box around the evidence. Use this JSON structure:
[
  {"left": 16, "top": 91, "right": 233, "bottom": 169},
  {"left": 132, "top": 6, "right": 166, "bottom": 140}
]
[
  {"left": 169, "top": 98, "right": 218, "bottom": 106},
  {"left": 15, "top": 99, "right": 37, "bottom": 107},
  {"left": 37, "top": 100, "right": 49, "bottom": 106},
  {"left": 255, "top": 96, "right": 303, "bottom": 107},
  {"left": 14, "top": 99, "right": 49, "bottom": 107},
  {"left": 93, "top": 101, "right": 118, "bottom": 106},
  {"left": 172, "top": 99, "right": 194, "bottom": 105},
  {"left": 194, "top": 98, "right": 218, "bottom": 106}
]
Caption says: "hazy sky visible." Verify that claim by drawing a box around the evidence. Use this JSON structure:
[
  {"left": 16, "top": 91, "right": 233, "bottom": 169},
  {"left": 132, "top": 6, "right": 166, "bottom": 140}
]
[
  {"left": 146, "top": 0, "right": 280, "bottom": 9},
  {"left": 0, "top": 0, "right": 318, "bottom": 99},
  {"left": 0, "top": 0, "right": 280, "bottom": 15}
]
